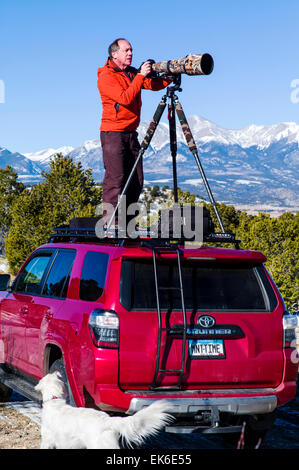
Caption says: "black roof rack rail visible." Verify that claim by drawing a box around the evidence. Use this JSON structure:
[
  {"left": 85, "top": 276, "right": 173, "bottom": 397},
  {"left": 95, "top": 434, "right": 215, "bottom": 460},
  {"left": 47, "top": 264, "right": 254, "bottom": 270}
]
[
  {"left": 48, "top": 226, "right": 240, "bottom": 248},
  {"left": 49, "top": 226, "right": 187, "bottom": 247},
  {"left": 49, "top": 226, "right": 125, "bottom": 246}
]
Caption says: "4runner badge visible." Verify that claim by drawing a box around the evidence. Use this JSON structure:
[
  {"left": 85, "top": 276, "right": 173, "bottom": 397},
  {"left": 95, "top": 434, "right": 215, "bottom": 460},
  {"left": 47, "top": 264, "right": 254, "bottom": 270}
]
[{"left": 197, "top": 315, "right": 216, "bottom": 328}]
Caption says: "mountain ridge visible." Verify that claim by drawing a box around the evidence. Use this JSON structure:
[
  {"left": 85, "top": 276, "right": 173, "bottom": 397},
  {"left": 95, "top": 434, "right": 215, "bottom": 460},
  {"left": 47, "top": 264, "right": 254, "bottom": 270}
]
[{"left": 1, "top": 115, "right": 298, "bottom": 215}]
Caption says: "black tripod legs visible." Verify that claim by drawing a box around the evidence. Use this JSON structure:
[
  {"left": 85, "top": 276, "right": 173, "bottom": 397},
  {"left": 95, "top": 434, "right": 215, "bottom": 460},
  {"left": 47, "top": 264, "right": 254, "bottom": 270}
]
[
  {"left": 174, "top": 99, "right": 225, "bottom": 233},
  {"left": 104, "top": 86, "right": 226, "bottom": 236}
]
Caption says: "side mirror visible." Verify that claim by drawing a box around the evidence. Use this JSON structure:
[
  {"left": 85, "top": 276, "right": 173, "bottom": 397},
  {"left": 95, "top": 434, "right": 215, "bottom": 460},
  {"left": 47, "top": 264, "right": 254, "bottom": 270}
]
[{"left": 0, "top": 274, "right": 11, "bottom": 291}]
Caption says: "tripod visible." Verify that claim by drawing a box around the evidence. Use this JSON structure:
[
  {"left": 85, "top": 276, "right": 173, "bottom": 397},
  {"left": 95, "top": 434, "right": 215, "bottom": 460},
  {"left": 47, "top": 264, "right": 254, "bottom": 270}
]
[{"left": 105, "top": 74, "right": 226, "bottom": 234}]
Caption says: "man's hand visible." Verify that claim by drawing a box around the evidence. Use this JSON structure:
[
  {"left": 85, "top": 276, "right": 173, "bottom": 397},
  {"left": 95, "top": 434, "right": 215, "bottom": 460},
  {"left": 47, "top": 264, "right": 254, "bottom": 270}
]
[{"left": 139, "top": 60, "right": 152, "bottom": 77}]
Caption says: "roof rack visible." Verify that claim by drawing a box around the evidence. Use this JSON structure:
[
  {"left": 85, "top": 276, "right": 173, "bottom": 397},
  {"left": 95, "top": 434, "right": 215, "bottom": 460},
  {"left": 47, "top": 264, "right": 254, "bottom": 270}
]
[{"left": 49, "top": 226, "right": 240, "bottom": 248}]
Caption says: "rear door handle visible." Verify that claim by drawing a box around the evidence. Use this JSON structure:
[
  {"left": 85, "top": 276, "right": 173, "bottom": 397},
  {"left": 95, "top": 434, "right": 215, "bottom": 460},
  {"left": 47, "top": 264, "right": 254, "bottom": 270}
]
[
  {"left": 19, "top": 306, "right": 28, "bottom": 314},
  {"left": 44, "top": 310, "right": 53, "bottom": 321}
]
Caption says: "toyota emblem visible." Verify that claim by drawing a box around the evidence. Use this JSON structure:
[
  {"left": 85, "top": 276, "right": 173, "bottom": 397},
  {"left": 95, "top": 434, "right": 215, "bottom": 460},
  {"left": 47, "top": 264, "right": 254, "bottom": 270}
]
[{"left": 197, "top": 315, "right": 216, "bottom": 328}]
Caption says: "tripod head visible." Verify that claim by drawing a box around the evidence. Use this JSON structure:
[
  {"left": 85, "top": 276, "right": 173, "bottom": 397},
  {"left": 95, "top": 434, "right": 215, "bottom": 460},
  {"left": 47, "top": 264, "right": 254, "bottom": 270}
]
[{"left": 166, "top": 74, "right": 182, "bottom": 96}]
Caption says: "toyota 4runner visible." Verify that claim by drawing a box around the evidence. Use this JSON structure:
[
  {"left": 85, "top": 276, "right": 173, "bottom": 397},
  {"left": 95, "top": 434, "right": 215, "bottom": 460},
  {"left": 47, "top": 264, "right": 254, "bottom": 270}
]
[{"left": 0, "top": 221, "right": 297, "bottom": 447}]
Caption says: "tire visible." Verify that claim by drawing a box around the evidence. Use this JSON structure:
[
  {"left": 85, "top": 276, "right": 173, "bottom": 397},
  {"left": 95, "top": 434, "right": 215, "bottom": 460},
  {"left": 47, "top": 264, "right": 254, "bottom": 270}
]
[
  {"left": 49, "top": 358, "right": 76, "bottom": 407},
  {"left": 0, "top": 382, "right": 13, "bottom": 402}
]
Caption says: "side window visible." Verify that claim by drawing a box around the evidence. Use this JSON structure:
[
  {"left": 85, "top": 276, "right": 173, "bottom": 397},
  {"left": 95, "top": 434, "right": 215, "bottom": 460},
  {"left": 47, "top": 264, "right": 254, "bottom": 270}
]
[
  {"left": 79, "top": 251, "right": 109, "bottom": 301},
  {"left": 42, "top": 250, "right": 76, "bottom": 298},
  {"left": 14, "top": 252, "right": 53, "bottom": 295}
]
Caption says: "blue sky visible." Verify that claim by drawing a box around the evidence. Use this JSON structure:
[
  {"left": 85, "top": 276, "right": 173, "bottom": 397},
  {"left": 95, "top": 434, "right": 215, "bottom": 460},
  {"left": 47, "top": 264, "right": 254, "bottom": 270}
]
[{"left": 1, "top": 0, "right": 299, "bottom": 153}]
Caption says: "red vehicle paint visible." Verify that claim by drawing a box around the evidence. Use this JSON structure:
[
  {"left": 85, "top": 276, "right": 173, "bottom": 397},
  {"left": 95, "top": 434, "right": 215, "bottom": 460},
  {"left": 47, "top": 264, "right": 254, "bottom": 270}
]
[{"left": 0, "top": 236, "right": 297, "bottom": 444}]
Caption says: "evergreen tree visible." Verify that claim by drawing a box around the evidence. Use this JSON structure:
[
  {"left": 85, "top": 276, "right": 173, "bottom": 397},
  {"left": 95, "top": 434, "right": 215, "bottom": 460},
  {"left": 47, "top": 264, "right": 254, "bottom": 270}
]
[
  {"left": 236, "top": 211, "right": 299, "bottom": 311},
  {"left": 5, "top": 183, "right": 51, "bottom": 273},
  {"left": 5, "top": 154, "right": 101, "bottom": 274},
  {"left": 0, "top": 166, "right": 25, "bottom": 255},
  {"left": 205, "top": 202, "right": 241, "bottom": 234},
  {"left": 175, "top": 188, "right": 196, "bottom": 205},
  {"left": 266, "top": 239, "right": 298, "bottom": 309},
  {"left": 150, "top": 185, "right": 161, "bottom": 198}
]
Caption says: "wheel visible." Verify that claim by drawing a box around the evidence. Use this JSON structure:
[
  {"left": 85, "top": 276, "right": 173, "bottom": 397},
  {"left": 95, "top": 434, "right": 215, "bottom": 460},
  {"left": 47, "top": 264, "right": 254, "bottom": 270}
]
[
  {"left": 49, "top": 358, "right": 76, "bottom": 406},
  {"left": 0, "top": 381, "right": 13, "bottom": 402}
]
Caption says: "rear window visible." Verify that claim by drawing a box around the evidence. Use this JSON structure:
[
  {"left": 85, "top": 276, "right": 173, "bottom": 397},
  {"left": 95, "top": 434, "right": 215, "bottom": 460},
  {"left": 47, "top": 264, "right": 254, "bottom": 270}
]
[
  {"left": 42, "top": 250, "right": 76, "bottom": 298},
  {"left": 79, "top": 251, "right": 109, "bottom": 301},
  {"left": 120, "top": 260, "right": 277, "bottom": 312}
]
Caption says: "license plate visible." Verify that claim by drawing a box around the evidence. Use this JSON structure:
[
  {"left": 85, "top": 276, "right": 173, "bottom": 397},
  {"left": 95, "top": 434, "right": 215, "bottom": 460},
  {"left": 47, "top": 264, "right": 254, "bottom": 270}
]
[{"left": 189, "top": 339, "right": 225, "bottom": 359}]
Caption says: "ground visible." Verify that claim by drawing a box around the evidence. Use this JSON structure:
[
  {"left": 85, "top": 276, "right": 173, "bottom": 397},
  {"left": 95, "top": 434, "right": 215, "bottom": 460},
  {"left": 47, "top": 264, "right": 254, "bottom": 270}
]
[{"left": 0, "top": 405, "right": 41, "bottom": 449}]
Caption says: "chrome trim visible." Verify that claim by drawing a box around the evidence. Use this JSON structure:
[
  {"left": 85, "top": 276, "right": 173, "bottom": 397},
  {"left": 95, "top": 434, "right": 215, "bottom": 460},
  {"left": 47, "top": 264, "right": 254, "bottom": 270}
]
[
  {"left": 126, "top": 395, "right": 277, "bottom": 416},
  {"left": 165, "top": 425, "right": 243, "bottom": 434}
]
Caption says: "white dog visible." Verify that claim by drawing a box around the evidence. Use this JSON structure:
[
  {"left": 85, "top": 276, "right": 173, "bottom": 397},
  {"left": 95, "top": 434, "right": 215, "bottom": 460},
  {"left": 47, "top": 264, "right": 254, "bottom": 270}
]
[{"left": 35, "top": 371, "right": 173, "bottom": 449}]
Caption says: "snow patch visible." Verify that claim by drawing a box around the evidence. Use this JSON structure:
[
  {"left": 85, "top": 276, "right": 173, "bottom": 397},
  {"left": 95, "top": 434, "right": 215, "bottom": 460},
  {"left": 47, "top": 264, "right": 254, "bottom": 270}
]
[
  {"left": 4, "top": 401, "right": 41, "bottom": 426},
  {"left": 235, "top": 179, "right": 262, "bottom": 185}
]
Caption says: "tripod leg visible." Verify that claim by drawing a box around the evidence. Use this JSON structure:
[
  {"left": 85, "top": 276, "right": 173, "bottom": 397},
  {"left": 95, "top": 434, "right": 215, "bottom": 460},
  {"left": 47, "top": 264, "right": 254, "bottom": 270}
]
[
  {"left": 105, "top": 97, "right": 167, "bottom": 231},
  {"left": 140, "top": 97, "right": 167, "bottom": 151},
  {"left": 168, "top": 96, "right": 178, "bottom": 203},
  {"left": 174, "top": 98, "right": 226, "bottom": 233}
]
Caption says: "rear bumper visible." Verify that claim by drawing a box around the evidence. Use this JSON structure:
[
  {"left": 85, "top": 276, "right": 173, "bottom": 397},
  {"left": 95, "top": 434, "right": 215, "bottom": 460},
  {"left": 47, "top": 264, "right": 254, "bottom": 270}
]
[
  {"left": 95, "top": 381, "right": 296, "bottom": 415},
  {"left": 126, "top": 395, "right": 277, "bottom": 416}
]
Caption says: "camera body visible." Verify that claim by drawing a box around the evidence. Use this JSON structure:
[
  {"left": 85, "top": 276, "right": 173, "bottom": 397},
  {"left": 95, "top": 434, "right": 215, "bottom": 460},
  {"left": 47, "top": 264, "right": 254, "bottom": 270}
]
[{"left": 138, "top": 59, "right": 158, "bottom": 78}]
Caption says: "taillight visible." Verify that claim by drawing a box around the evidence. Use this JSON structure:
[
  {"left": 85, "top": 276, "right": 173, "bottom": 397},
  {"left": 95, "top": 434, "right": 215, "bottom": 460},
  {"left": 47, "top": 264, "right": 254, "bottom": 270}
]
[
  {"left": 88, "top": 309, "right": 119, "bottom": 348},
  {"left": 283, "top": 312, "right": 297, "bottom": 348}
]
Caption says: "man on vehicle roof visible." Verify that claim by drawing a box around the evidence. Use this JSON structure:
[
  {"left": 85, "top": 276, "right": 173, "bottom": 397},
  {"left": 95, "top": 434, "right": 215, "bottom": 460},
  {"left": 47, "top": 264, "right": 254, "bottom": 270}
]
[{"left": 97, "top": 38, "right": 171, "bottom": 226}]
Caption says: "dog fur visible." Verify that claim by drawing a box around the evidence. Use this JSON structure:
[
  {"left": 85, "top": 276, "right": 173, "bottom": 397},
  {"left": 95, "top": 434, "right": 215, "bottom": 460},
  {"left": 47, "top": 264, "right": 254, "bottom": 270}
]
[{"left": 35, "top": 371, "right": 173, "bottom": 449}]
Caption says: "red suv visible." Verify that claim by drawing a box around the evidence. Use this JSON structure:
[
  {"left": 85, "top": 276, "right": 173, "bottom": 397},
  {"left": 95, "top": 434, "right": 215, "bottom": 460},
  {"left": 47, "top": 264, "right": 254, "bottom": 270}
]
[{"left": 0, "top": 222, "right": 297, "bottom": 447}]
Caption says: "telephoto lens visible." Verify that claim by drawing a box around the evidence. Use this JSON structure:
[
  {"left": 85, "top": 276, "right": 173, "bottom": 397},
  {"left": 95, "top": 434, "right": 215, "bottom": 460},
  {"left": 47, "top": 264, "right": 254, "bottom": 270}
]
[{"left": 152, "top": 53, "right": 214, "bottom": 76}]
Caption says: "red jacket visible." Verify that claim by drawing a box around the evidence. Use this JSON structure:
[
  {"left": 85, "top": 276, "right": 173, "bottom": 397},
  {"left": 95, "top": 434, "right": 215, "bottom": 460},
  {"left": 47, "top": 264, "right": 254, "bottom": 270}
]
[{"left": 97, "top": 58, "right": 170, "bottom": 132}]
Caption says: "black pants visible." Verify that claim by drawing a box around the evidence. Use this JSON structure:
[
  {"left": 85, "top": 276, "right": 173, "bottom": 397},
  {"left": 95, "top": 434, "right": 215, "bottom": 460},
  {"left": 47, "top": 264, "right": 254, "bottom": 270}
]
[{"left": 100, "top": 130, "right": 143, "bottom": 223}]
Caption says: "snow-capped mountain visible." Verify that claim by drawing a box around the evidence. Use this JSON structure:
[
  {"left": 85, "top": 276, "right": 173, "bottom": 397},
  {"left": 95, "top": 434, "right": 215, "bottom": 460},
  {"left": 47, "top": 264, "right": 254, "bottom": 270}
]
[
  {"left": 1, "top": 115, "right": 298, "bottom": 214},
  {"left": 137, "top": 115, "right": 299, "bottom": 150},
  {"left": 24, "top": 146, "right": 75, "bottom": 163},
  {"left": 0, "top": 147, "right": 43, "bottom": 182}
]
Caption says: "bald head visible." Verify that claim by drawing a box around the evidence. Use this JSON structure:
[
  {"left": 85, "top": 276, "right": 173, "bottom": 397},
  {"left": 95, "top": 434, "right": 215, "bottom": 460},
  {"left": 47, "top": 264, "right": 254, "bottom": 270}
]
[{"left": 108, "top": 38, "right": 133, "bottom": 70}]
